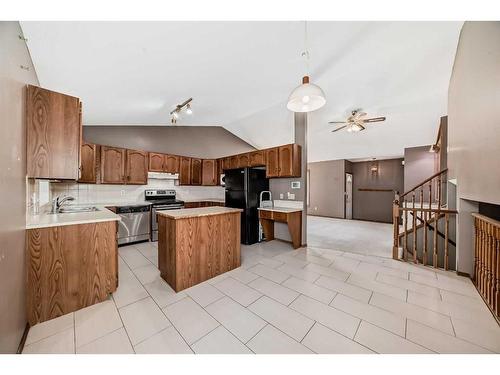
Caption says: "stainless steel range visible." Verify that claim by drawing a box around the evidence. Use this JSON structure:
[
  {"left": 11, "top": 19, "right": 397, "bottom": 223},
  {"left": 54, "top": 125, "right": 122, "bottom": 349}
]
[{"left": 145, "top": 189, "right": 184, "bottom": 241}]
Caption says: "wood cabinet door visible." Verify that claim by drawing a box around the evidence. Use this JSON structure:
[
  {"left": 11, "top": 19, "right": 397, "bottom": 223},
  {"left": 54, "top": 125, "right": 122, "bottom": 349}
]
[
  {"left": 278, "top": 144, "right": 301, "bottom": 177},
  {"left": 265, "top": 148, "right": 280, "bottom": 177},
  {"left": 229, "top": 155, "right": 239, "bottom": 169},
  {"left": 165, "top": 154, "right": 180, "bottom": 173},
  {"left": 126, "top": 149, "right": 148, "bottom": 185},
  {"left": 202, "top": 159, "right": 217, "bottom": 185},
  {"left": 221, "top": 157, "right": 231, "bottom": 171},
  {"left": 100, "top": 146, "right": 126, "bottom": 184},
  {"left": 26, "top": 85, "right": 81, "bottom": 179},
  {"left": 148, "top": 152, "right": 165, "bottom": 172},
  {"left": 238, "top": 153, "right": 250, "bottom": 168},
  {"left": 78, "top": 143, "right": 97, "bottom": 183},
  {"left": 191, "top": 158, "right": 202, "bottom": 185},
  {"left": 179, "top": 157, "right": 191, "bottom": 185},
  {"left": 249, "top": 150, "right": 266, "bottom": 167}
]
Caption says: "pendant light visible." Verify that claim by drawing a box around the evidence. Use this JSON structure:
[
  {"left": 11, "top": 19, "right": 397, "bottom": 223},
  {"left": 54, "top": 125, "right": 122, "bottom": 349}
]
[{"left": 287, "top": 21, "right": 326, "bottom": 113}]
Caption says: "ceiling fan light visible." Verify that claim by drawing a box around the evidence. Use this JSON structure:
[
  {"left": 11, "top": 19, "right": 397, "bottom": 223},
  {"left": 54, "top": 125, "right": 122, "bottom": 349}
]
[
  {"left": 287, "top": 76, "right": 326, "bottom": 113},
  {"left": 352, "top": 123, "right": 363, "bottom": 132}
]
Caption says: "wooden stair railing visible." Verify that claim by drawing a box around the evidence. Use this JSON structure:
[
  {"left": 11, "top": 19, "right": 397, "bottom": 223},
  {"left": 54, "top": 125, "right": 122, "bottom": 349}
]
[
  {"left": 472, "top": 213, "right": 500, "bottom": 320},
  {"left": 392, "top": 168, "right": 457, "bottom": 269}
]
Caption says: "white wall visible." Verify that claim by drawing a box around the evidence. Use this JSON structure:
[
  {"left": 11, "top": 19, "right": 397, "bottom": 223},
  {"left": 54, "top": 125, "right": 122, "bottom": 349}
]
[{"left": 49, "top": 179, "right": 224, "bottom": 205}]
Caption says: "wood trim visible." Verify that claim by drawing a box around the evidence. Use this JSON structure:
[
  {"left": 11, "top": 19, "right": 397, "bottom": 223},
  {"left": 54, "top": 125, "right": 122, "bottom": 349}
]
[
  {"left": 400, "top": 168, "right": 448, "bottom": 198},
  {"left": 472, "top": 213, "right": 500, "bottom": 228},
  {"left": 16, "top": 323, "right": 30, "bottom": 354},
  {"left": 358, "top": 188, "right": 394, "bottom": 192}
]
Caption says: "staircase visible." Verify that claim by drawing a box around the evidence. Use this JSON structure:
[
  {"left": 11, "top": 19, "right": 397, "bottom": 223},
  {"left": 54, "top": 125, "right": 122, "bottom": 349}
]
[{"left": 392, "top": 168, "right": 458, "bottom": 270}]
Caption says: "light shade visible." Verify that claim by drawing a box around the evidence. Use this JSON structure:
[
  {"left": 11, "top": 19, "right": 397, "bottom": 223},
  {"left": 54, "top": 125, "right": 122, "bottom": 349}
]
[{"left": 287, "top": 76, "right": 326, "bottom": 113}]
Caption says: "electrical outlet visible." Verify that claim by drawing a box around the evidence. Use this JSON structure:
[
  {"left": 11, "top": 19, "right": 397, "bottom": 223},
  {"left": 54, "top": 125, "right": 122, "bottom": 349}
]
[
  {"left": 279, "top": 193, "right": 284, "bottom": 199},
  {"left": 314, "top": 206, "right": 318, "bottom": 211},
  {"left": 289, "top": 193, "right": 295, "bottom": 200},
  {"left": 120, "top": 190, "right": 125, "bottom": 196}
]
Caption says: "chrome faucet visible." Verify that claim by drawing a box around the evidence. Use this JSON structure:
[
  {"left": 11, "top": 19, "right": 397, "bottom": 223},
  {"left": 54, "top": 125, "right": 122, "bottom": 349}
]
[{"left": 51, "top": 195, "right": 75, "bottom": 213}]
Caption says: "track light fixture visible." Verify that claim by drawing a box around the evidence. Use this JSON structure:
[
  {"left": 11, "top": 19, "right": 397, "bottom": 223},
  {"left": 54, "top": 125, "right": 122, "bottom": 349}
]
[{"left": 170, "top": 98, "right": 193, "bottom": 124}]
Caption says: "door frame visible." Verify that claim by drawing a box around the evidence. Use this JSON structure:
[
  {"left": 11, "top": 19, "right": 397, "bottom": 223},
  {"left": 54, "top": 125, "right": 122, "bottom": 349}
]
[{"left": 345, "top": 173, "right": 353, "bottom": 219}]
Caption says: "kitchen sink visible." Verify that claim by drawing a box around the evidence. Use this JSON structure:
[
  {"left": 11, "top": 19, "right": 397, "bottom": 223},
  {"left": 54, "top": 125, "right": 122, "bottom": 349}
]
[{"left": 57, "top": 206, "right": 99, "bottom": 213}]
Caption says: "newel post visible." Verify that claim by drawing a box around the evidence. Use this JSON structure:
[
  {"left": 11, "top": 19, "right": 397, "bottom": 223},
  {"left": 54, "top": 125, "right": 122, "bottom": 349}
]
[{"left": 392, "top": 191, "right": 400, "bottom": 260}]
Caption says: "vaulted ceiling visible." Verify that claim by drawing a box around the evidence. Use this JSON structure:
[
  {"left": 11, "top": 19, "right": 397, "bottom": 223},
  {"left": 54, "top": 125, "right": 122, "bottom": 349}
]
[{"left": 20, "top": 21, "right": 462, "bottom": 162}]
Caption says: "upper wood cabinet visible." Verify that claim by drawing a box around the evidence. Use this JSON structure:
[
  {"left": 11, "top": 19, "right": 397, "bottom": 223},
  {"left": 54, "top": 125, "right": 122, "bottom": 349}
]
[
  {"left": 179, "top": 157, "right": 191, "bottom": 185},
  {"left": 78, "top": 143, "right": 97, "bottom": 183},
  {"left": 278, "top": 144, "right": 301, "bottom": 177},
  {"left": 229, "top": 155, "right": 239, "bottom": 170},
  {"left": 126, "top": 149, "right": 148, "bottom": 185},
  {"left": 249, "top": 150, "right": 266, "bottom": 167},
  {"left": 265, "top": 148, "right": 280, "bottom": 177},
  {"left": 26, "top": 85, "right": 81, "bottom": 179},
  {"left": 165, "top": 154, "right": 180, "bottom": 173},
  {"left": 202, "top": 159, "right": 217, "bottom": 186},
  {"left": 238, "top": 153, "right": 249, "bottom": 168},
  {"left": 191, "top": 158, "right": 202, "bottom": 185},
  {"left": 149, "top": 152, "right": 165, "bottom": 172},
  {"left": 100, "top": 146, "right": 126, "bottom": 184}
]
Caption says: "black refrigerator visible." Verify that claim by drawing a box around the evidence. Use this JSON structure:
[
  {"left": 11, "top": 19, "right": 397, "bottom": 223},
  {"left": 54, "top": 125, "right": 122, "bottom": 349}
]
[{"left": 224, "top": 167, "right": 269, "bottom": 245}]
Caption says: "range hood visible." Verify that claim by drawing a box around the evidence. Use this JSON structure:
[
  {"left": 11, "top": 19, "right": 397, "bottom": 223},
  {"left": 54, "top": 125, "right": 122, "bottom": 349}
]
[{"left": 147, "top": 172, "right": 179, "bottom": 180}]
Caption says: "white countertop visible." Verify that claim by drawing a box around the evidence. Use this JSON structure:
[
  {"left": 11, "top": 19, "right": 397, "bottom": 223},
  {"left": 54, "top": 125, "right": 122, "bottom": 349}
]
[
  {"left": 27, "top": 205, "right": 120, "bottom": 230},
  {"left": 257, "top": 207, "right": 303, "bottom": 213},
  {"left": 158, "top": 206, "right": 242, "bottom": 220}
]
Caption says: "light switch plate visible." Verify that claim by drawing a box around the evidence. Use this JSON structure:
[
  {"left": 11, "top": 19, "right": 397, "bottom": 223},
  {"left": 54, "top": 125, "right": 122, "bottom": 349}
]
[{"left": 279, "top": 193, "right": 284, "bottom": 199}]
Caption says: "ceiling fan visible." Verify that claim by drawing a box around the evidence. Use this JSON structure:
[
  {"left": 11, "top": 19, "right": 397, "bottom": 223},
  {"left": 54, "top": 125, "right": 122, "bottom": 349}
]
[{"left": 329, "top": 110, "right": 386, "bottom": 133}]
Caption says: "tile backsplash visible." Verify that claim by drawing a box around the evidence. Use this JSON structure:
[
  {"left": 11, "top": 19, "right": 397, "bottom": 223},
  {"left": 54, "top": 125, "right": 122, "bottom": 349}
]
[{"left": 48, "top": 179, "right": 224, "bottom": 205}]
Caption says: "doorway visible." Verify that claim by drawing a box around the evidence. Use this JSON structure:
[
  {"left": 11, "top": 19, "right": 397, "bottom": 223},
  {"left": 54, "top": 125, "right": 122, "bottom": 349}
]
[{"left": 345, "top": 173, "right": 353, "bottom": 219}]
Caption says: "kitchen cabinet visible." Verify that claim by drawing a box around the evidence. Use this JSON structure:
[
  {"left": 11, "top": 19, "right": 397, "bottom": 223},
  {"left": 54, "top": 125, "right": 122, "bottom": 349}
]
[
  {"left": 126, "top": 149, "right": 148, "bottom": 185},
  {"left": 265, "top": 147, "right": 280, "bottom": 177},
  {"left": 278, "top": 144, "right": 301, "bottom": 177},
  {"left": 165, "top": 154, "right": 180, "bottom": 173},
  {"left": 78, "top": 142, "right": 97, "bottom": 183},
  {"left": 202, "top": 159, "right": 217, "bottom": 186},
  {"left": 221, "top": 157, "right": 231, "bottom": 171},
  {"left": 179, "top": 156, "right": 191, "bottom": 185},
  {"left": 229, "top": 155, "right": 239, "bottom": 170},
  {"left": 26, "top": 85, "right": 81, "bottom": 180},
  {"left": 249, "top": 150, "right": 266, "bottom": 167},
  {"left": 191, "top": 158, "right": 202, "bottom": 185},
  {"left": 238, "top": 153, "right": 249, "bottom": 168},
  {"left": 100, "top": 146, "right": 126, "bottom": 184},
  {"left": 26, "top": 221, "right": 118, "bottom": 325},
  {"left": 149, "top": 152, "right": 165, "bottom": 172}
]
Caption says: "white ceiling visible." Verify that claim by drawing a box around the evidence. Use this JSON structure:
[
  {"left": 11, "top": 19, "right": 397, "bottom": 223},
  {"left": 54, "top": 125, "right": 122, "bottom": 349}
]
[{"left": 20, "top": 21, "right": 462, "bottom": 162}]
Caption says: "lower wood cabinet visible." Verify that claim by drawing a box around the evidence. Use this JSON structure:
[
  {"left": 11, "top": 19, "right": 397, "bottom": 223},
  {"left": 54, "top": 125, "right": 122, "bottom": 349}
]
[
  {"left": 202, "top": 159, "right": 217, "bottom": 185},
  {"left": 78, "top": 143, "right": 97, "bottom": 183},
  {"left": 191, "top": 158, "right": 202, "bottom": 185},
  {"left": 26, "top": 221, "right": 118, "bottom": 325},
  {"left": 179, "top": 156, "right": 191, "bottom": 185}
]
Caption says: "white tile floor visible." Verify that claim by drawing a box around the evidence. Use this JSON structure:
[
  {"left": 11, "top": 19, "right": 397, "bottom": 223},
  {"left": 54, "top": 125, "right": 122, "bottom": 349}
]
[{"left": 23, "top": 239, "right": 500, "bottom": 354}]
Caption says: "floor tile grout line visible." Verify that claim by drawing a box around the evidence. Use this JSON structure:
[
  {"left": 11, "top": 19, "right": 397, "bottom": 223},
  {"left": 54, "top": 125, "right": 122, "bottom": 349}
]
[
  {"left": 112, "top": 296, "right": 137, "bottom": 353},
  {"left": 22, "top": 315, "right": 75, "bottom": 349}
]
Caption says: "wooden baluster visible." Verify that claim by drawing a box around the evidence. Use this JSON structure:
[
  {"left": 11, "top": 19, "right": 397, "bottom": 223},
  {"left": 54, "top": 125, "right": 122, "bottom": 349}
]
[
  {"left": 419, "top": 189, "right": 424, "bottom": 222},
  {"left": 412, "top": 194, "right": 417, "bottom": 263},
  {"left": 437, "top": 175, "right": 442, "bottom": 209},
  {"left": 487, "top": 223, "right": 493, "bottom": 305},
  {"left": 481, "top": 221, "right": 486, "bottom": 297},
  {"left": 392, "top": 199, "right": 399, "bottom": 260},
  {"left": 433, "top": 212, "right": 438, "bottom": 268},
  {"left": 495, "top": 227, "right": 499, "bottom": 317},
  {"left": 474, "top": 218, "right": 479, "bottom": 286},
  {"left": 444, "top": 213, "right": 449, "bottom": 270},
  {"left": 404, "top": 208, "right": 408, "bottom": 262},
  {"left": 429, "top": 182, "right": 432, "bottom": 209},
  {"left": 423, "top": 209, "right": 428, "bottom": 266}
]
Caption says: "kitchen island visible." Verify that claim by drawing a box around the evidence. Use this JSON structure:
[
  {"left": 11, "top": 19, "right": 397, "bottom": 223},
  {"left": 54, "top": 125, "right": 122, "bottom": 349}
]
[{"left": 157, "top": 206, "right": 243, "bottom": 292}]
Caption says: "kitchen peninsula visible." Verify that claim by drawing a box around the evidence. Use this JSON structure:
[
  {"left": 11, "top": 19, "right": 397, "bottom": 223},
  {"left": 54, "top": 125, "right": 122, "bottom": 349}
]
[{"left": 157, "top": 206, "right": 243, "bottom": 292}]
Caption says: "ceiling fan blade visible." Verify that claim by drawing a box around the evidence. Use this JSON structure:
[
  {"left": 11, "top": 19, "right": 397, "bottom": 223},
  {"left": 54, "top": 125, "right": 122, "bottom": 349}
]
[
  {"left": 363, "top": 116, "right": 386, "bottom": 123},
  {"left": 328, "top": 121, "right": 347, "bottom": 124},
  {"left": 331, "top": 125, "right": 347, "bottom": 133},
  {"left": 355, "top": 112, "right": 367, "bottom": 118}
]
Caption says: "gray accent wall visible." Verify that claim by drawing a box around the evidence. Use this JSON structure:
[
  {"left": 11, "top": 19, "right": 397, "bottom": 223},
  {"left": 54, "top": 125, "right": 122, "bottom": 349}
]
[
  {"left": 83, "top": 125, "right": 255, "bottom": 159},
  {"left": 0, "top": 22, "right": 39, "bottom": 353},
  {"left": 352, "top": 158, "right": 404, "bottom": 223},
  {"left": 403, "top": 145, "right": 437, "bottom": 193},
  {"left": 307, "top": 159, "right": 346, "bottom": 218}
]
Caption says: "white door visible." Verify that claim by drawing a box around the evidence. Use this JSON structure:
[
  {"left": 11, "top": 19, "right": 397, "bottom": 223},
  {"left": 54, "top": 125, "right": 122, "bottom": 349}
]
[{"left": 345, "top": 173, "right": 353, "bottom": 219}]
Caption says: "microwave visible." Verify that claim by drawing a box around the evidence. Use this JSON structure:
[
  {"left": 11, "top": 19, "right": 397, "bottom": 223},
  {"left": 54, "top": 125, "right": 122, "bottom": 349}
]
[{"left": 220, "top": 174, "right": 225, "bottom": 187}]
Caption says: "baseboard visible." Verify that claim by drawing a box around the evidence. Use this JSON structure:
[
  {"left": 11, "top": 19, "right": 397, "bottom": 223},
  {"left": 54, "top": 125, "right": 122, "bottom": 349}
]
[
  {"left": 456, "top": 270, "right": 471, "bottom": 278},
  {"left": 16, "top": 323, "right": 30, "bottom": 354}
]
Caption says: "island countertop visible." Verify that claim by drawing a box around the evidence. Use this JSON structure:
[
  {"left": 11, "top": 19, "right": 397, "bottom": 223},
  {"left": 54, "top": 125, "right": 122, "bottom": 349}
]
[{"left": 157, "top": 206, "right": 243, "bottom": 220}]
